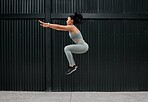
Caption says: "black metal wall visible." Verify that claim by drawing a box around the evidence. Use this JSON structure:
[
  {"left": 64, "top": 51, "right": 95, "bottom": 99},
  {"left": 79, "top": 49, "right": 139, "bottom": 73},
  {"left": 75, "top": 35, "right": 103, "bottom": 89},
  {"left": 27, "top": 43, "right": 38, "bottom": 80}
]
[
  {"left": 51, "top": 0, "right": 148, "bottom": 91},
  {"left": 52, "top": 0, "right": 148, "bottom": 13},
  {"left": 51, "top": 20, "right": 148, "bottom": 91},
  {"left": 0, "top": 0, "right": 148, "bottom": 91},
  {"left": 0, "top": 0, "right": 46, "bottom": 91}
]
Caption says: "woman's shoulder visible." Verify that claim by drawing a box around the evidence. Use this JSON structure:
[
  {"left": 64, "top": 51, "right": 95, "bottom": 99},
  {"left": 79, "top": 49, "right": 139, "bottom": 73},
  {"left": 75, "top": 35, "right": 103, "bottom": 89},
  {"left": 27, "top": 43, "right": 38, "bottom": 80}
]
[
  {"left": 66, "top": 25, "right": 74, "bottom": 32},
  {"left": 69, "top": 25, "right": 80, "bottom": 34}
]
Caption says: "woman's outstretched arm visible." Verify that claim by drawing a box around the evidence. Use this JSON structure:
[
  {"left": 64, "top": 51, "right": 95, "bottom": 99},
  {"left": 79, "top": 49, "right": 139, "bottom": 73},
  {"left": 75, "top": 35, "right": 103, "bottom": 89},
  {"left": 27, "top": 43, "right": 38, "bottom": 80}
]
[{"left": 38, "top": 20, "right": 72, "bottom": 31}]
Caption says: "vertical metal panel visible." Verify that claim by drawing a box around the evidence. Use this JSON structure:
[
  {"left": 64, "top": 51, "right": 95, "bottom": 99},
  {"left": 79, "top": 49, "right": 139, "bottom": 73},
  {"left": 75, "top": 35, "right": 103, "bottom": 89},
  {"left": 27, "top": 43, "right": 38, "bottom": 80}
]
[
  {"left": 45, "top": 0, "right": 52, "bottom": 91},
  {"left": 0, "top": 19, "right": 46, "bottom": 91},
  {"left": 52, "top": 0, "right": 98, "bottom": 13},
  {"left": 0, "top": 0, "right": 46, "bottom": 91},
  {"left": 0, "top": 0, "right": 45, "bottom": 14},
  {"left": 52, "top": 0, "right": 148, "bottom": 13},
  {"left": 51, "top": 19, "right": 148, "bottom": 91},
  {"left": 124, "top": 0, "right": 148, "bottom": 13}
]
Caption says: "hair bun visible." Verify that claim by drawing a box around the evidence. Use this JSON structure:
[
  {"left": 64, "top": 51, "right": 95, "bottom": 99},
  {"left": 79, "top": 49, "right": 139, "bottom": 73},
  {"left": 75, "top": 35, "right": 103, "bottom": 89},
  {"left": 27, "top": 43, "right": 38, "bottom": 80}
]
[
  {"left": 74, "top": 12, "right": 82, "bottom": 19},
  {"left": 74, "top": 12, "right": 78, "bottom": 17},
  {"left": 74, "top": 12, "right": 83, "bottom": 23},
  {"left": 70, "top": 12, "right": 83, "bottom": 24}
]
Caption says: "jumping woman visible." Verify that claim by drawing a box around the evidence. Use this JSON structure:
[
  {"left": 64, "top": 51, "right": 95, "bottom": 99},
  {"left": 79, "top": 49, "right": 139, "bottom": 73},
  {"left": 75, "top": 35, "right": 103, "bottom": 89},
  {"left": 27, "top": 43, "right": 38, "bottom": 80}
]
[{"left": 38, "top": 12, "right": 89, "bottom": 75}]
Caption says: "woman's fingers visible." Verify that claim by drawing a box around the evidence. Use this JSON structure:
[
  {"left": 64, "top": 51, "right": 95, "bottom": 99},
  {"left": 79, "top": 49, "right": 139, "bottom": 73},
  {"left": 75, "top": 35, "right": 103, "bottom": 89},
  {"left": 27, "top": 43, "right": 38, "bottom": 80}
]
[
  {"left": 40, "top": 24, "right": 48, "bottom": 28},
  {"left": 38, "top": 20, "right": 44, "bottom": 24},
  {"left": 38, "top": 19, "right": 49, "bottom": 28},
  {"left": 38, "top": 20, "right": 48, "bottom": 28}
]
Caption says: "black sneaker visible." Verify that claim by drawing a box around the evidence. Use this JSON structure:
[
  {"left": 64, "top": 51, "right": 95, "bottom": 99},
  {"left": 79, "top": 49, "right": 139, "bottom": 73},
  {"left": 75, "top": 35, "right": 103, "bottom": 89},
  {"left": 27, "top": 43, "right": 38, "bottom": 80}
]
[{"left": 66, "top": 65, "right": 78, "bottom": 75}]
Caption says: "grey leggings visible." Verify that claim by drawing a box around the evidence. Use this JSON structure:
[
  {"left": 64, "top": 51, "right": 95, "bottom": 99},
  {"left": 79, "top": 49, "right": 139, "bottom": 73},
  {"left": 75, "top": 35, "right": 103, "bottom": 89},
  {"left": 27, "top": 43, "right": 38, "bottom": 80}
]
[{"left": 64, "top": 42, "right": 89, "bottom": 66}]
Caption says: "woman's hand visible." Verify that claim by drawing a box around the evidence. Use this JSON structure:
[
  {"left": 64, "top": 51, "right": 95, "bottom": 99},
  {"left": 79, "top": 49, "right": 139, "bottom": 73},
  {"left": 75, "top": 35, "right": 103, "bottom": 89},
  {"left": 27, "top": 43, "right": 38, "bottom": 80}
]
[{"left": 38, "top": 20, "right": 50, "bottom": 28}]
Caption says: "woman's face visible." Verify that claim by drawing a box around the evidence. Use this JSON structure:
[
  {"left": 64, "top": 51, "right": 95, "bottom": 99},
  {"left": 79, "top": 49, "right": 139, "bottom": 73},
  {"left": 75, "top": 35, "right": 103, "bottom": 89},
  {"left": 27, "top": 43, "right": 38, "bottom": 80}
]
[{"left": 66, "top": 17, "right": 73, "bottom": 25}]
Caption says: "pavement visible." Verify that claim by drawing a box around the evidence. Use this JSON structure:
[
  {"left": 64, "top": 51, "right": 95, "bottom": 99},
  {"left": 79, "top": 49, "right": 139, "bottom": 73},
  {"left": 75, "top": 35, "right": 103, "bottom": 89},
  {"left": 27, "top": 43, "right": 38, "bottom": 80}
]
[{"left": 0, "top": 91, "right": 148, "bottom": 102}]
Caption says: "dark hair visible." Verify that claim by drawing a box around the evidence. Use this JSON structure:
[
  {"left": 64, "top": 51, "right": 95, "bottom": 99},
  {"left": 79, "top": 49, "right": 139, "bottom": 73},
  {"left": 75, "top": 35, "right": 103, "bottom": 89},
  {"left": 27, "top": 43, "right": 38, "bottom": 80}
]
[{"left": 70, "top": 12, "right": 83, "bottom": 24}]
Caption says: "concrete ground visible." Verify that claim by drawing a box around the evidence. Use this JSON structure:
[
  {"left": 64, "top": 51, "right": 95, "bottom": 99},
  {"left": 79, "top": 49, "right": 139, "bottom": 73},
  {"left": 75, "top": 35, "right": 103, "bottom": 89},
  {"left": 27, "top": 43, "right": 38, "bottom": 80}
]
[{"left": 0, "top": 91, "right": 148, "bottom": 102}]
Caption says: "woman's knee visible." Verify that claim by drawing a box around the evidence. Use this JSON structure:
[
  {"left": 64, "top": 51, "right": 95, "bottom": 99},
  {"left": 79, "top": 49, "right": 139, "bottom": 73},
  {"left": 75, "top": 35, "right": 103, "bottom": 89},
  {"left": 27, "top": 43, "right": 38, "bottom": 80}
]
[{"left": 64, "top": 46, "right": 70, "bottom": 52}]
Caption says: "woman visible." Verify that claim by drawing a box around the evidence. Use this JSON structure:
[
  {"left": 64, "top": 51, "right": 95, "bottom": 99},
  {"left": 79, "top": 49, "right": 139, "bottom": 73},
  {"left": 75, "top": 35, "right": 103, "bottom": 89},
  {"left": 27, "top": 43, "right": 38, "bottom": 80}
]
[{"left": 39, "top": 12, "right": 89, "bottom": 75}]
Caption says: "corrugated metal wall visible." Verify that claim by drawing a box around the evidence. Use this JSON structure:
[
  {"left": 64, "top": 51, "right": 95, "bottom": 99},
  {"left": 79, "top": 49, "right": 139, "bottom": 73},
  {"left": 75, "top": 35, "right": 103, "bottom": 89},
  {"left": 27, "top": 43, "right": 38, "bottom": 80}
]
[
  {"left": 0, "top": 0, "right": 44, "bottom": 14},
  {"left": 52, "top": 0, "right": 148, "bottom": 13},
  {"left": 0, "top": 0, "right": 148, "bottom": 91},
  {"left": 0, "top": 19, "right": 46, "bottom": 91},
  {"left": 0, "top": 0, "right": 46, "bottom": 91},
  {"left": 51, "top": 20, "right": 148, "bottom": 91},
  {"left": 51, "top": 0, "right": 148, "bottom": 91}
]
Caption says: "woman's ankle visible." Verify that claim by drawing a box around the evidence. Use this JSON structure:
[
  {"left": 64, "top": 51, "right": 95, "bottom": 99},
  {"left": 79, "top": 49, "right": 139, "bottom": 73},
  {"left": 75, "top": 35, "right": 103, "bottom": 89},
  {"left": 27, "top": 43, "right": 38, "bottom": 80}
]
[{"left": 69, "top": 65, "right": 76, "bottom": 67}]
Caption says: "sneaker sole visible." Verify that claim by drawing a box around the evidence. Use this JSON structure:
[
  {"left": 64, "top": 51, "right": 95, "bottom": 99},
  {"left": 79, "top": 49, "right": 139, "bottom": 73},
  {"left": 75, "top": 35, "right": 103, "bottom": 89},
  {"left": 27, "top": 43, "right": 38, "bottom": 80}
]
[{"left": 66, "top": 66, "right": 78, "bottom": 75}]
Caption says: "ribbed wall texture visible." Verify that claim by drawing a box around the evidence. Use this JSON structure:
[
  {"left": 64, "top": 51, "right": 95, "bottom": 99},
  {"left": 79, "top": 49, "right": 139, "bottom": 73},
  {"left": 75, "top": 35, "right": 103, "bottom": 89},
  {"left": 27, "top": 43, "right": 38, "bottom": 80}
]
[
  {"left": 0, "top": 0, "right": 46, "bottom": 91},
  {"left": 1, "top": 0, "right": 148, "bottom": 91},
  {"left": 52, "top": 0, "right": 148, "bottom": 13},
  {"left": 51, "top": 20, "right": 148, "bottom": 91},
  {"left": 0, "top": 0, "right": 45, "bottom": 14},
  {"left": 0, "top": 19, "right": 46, "bottom": 91}
]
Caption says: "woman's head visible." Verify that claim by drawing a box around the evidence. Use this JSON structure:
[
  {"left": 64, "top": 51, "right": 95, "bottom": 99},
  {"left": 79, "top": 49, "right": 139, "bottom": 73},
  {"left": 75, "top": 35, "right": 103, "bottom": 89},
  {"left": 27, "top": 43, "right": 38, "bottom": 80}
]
[{"left": 66, "top": 12, "right": 83, "bottom": 25}]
